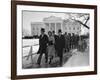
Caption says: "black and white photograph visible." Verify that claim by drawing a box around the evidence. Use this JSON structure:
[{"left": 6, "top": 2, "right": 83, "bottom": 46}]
[
  {"left": 11, "top": 1, "right": 97, "bottom": 79},
  {"left": 22, "top": 11, "right": 90, "bottom": 69}
]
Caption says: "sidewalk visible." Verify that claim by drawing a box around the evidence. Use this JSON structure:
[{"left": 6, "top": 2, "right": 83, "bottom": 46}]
[
  {"left": 22, "top": 48, "right": 89, "bottom": 69},
  {"left": 63, "top": 49, "right": 89, "bottom": 67},
  {"left": 22, "top": 50, "right": 72, "bottom": 69}
]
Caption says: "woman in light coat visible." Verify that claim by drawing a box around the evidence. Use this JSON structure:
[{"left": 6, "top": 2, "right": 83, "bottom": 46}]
[{"left": 47, "top": 31, "right": 55, "bottom": 64}]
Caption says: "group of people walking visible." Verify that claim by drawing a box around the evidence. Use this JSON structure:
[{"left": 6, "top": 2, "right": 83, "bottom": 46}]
[
  {"left": 36, "top": 28, "right": 86, "bottom": 67},
  {"left": 64, "top": 32, "right": 79, "bottom": 52},
  {"left": 37, "top": 28, "right": 65, "bottom": 67}
]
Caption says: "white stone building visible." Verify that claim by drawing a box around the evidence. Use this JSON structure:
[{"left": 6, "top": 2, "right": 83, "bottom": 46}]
[
  {"left": 31, "top": 22, "right": 44, "bottom": 36},
  {"left": 43, "top": 16, "right": 63, "bottom": 34},
  {"left": 63, "top": 19, "right": 81, "bottom": 35},
  {"left": 31, "top": 16, "right": 81, "bottom": 36}
]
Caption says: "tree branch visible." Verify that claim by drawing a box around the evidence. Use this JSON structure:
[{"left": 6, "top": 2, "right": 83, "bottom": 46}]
[
  {"left": 76, "top": 20, "right": 89, "bottom": 29},
  {"left": 84, "top": 16, "right": 89, "bottom": 25}
]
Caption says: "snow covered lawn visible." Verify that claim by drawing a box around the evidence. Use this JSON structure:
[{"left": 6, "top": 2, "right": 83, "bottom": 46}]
[
  {"left": 22, "top": 39, "right": 39, "bottom": 57},
  {"left": 22, "top": 39, "right": 40, "bottom": 68}
]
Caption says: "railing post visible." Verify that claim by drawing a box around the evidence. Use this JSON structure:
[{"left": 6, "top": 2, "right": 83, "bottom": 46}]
[
  {"left": 26, "top": 46, "right": 34, "bottom": 66},
  {"left": 30, "top": 46, "right": 34, "bottom": 66}
]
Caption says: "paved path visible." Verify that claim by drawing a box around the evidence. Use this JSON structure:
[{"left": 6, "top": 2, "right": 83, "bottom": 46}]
[
  {"left": 22, "top": 48, "right": 89, "bottom": 69},
  {"left": 63, "top": 49, "right": 89, "bottom": 67},
  {"left": 22, "top": 51, "right": 72, "bottom": 69}
]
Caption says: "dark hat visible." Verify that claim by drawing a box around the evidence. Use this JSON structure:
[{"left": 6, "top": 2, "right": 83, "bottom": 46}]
[
  {"left": 52, "top": 30, "right": 55, "bottom": 33},
  {"left": 58, "top": 29, "right": 62, "bottom": 33},
  {"left": 41, "top": 28, "right": 45, "bottom": 32}
]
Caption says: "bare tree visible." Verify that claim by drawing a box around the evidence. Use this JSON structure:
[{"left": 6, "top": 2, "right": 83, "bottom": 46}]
[{"left": 65, "top": 13, "right": 90, "bottom": 29}]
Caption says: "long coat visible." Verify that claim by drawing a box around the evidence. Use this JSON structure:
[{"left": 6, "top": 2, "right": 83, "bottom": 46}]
[
  {"left": 37, "top": 34, "right": 48, "bottom": 54},
  {"left": 47, "top": 36, "right": 55, "bottom": 57},
  {"left": 56, "top": 35, "right": 65, "bottom": 57}
]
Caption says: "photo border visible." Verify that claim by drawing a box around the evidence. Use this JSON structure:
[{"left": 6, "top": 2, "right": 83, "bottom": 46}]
[{"left": 11, "top": 1, "right": 97, "bottom": 80}]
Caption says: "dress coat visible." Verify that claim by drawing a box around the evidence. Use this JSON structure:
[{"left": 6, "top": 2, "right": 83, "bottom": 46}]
[
  {"left": 47, "top": 35, "right": 55, "bottom": 57},
  {"left": 37, "top": 34, "right": 48, "bottom": 54},
  {"left": 56, "top": 35, "right": 65, "bottom": 57}
]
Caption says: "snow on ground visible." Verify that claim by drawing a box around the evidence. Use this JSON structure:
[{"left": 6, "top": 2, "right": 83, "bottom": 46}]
[
  {"left": 22, "top": 39, "right": 39, "bottom": 57},
  {"left": 23, "top": 39, "right": 39, "bottom": 47},
  {"left": 63, "top": 49, "right": 89, "bottom": 67},
  {"left": 22, "top": 39, "right": 89, "bottom": 68},
  {"left": 22, "top": 39, "right": 40, "bottom": 68}
]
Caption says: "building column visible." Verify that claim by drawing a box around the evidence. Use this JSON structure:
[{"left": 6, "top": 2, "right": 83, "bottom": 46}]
[
  {"left": 54, "top": 23, "right": 56, "bottom": 34},
  {"left": 55, "top": 23, "right": 57, "bottom": 34},
  {"left": 48, "top": 22, "right": 49, "bottom": 31},
  {"left": 61, "top": 22, "right": 63, "bottom": 33},
  {"left": 50, "top": 22, "right": 51, "bottom": 31}
]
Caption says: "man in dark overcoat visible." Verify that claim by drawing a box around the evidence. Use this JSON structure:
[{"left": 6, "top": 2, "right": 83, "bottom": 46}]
[
  {"left": 37, "top": 28, "right": 48, "bottom": 66},
  {"left": 56, "top": 29, "right": 65, "bottom": 66}
]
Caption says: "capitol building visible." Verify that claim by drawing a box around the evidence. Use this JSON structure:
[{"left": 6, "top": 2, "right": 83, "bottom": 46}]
[{"left": 31, "top": 16, "right": 81, "bottom": 36}]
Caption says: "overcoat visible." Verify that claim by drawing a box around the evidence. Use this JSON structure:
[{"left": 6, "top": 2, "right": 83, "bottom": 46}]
[
  {"left": 37, "top": 34, "right": 48, "bottom": 54},
  {"left": 56, "top": 35, "right": 65, "bottom": 57}
]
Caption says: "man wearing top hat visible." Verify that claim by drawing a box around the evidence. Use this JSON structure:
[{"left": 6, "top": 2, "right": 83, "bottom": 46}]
[
  {"left": 56, "top": 29, "right": 65, "bottom": 66},
  {"left": 37, "top": 28, "right": 48, "bottom": 66}
]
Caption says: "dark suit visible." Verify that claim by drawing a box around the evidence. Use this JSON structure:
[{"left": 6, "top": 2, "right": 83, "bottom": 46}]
[
  {"left": 56, "top": 35, "right": 65, "bottom": 66},
  {"left": 37, "top": 34, "right": 48, "bottom": 65},
  {"left": 54, "top": 34, "right": 58, "bottom": 56}
]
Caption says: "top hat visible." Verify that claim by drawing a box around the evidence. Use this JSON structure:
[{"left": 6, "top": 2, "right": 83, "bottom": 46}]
[
  {"left": 41, "top": 28, "right": 45, "bottom": 32},
  {"left": 58, "top": 29, "right": 62, "bottom": 33}
]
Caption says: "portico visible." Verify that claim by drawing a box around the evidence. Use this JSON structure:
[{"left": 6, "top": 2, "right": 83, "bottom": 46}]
[{"left": 43, "top": 16, "right": 63, "bottom": 34}]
